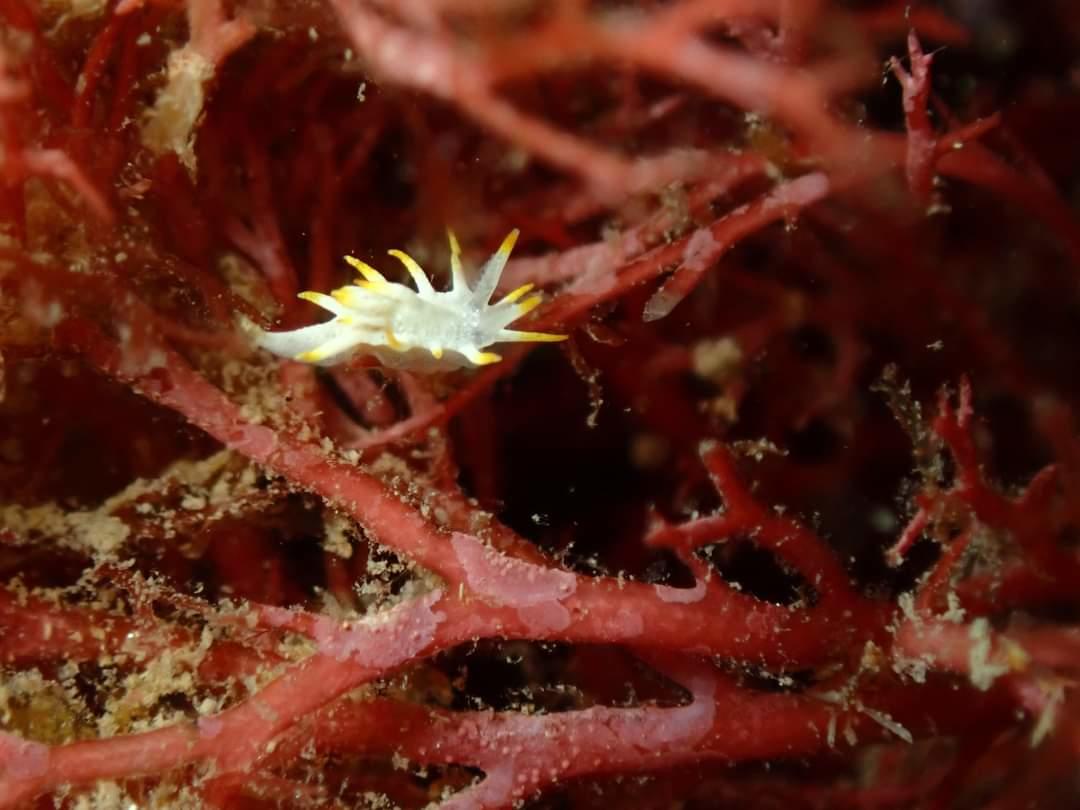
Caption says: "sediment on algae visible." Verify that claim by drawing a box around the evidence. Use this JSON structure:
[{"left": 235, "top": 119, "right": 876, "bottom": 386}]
[{"left": 1, "top": 1, "right": 1079, "bottom": 807}]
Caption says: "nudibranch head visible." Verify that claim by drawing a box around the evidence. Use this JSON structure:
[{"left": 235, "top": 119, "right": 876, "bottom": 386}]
[{"left": 242, "top": 229, "right": 566, "bottom": 372}]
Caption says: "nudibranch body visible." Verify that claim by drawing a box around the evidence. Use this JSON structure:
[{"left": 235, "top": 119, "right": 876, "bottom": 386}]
[{"left": 242, "top": 229, "right": 565, "bottom": 372}]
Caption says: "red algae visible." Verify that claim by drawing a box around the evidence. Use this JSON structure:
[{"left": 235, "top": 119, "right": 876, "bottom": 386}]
[
  {"left": 262, "top": 589, "right": 445, "bottom": 665},
  {"left": 1, "top": 1, "right": 1080, "bottom": 808},
  {"left": 0, "top": 732, "right": 49, "bottom": 780},
  {"left": 451, "top": 532, "right": 576, "bottom": 607}
]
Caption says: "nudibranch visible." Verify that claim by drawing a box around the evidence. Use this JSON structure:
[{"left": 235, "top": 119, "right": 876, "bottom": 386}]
[{"left": 241, "top": 229, "right": 566, "bottom": 372}]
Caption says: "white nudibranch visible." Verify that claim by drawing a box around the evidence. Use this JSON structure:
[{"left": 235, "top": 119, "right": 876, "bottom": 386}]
[{"left": 241, "top": 229, "right": 566, "bottom": 372}]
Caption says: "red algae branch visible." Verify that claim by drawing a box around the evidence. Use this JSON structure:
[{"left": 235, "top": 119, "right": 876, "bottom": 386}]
[{"left": 2, "top": 1, "right": 1080, "bottom": 807}]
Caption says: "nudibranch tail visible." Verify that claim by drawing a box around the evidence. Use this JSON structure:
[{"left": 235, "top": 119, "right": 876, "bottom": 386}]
[
  {"left": 239, "top": 314, "right": 360, "bottom": 367},
  {"left": 296, "top": 330, "right": 365, "bottom": 363},
  {"left": 242, "top": 229, "right": 567, "bottom": 371}
]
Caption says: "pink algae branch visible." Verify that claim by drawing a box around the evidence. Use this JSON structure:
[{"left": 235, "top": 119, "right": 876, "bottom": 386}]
[
  {"left": 0, "top": 590, "right": 459, "bottom": 806},
  {"left": 889, "top": 31, "right": 937, "bottom": 202},
  {"left": 886, "top": 377, "right": 1071, "bottom": 573},
  {"left": 266, "top": 665, "right": 844, "bottom": 810},
  {"left": 0, "top": 50, "right": 113, "bottom": 225},
  {"left": 329, "top": 0, "right": 852, "bottom": 199},
  {"left": 258, "top": 588, "right": 446, "bottom": 666},
  {"left": 0, "top": 733, "right": 49, "bottom": 795},
  {"left": 5, "top": 1, "right": 1080, "bottom": 807},
  {"left": 141, "top": 0, "right": 254, "bottom": 171},
  {"left": 642, "top": 172, "right": 832, "bottom": 322},
  {"left": 450, "top": 531, "right": 577, "bottom": 632},
  {"left": 262, "top": 657, "right": 1011, "bottom": 809},
  {"left": 429, "top": 668, "right": 721, "bottom": 810},
  {"left": 646, "top": 441, "right": 865, "bottom": 616},
  {"left": 92, "top": 322, "right": 854, "bottom": 663},
  {"left": 0, "top": 312, "right": 875, "bottom": 804}
]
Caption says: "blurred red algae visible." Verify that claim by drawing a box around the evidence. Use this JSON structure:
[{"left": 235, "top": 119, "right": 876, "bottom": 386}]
[{"left": 2, "top": 0, "right": 1080, "bottom": 807}]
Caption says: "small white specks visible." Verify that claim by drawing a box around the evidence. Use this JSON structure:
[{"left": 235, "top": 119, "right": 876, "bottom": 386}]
[{"left": 869, "top": 506, "right": 897, "bottom": 533}]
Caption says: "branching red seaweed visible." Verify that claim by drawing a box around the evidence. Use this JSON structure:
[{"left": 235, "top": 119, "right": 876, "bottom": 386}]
[{"left": 1, "top": 1, "right": 1079, "bottom": 808}]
